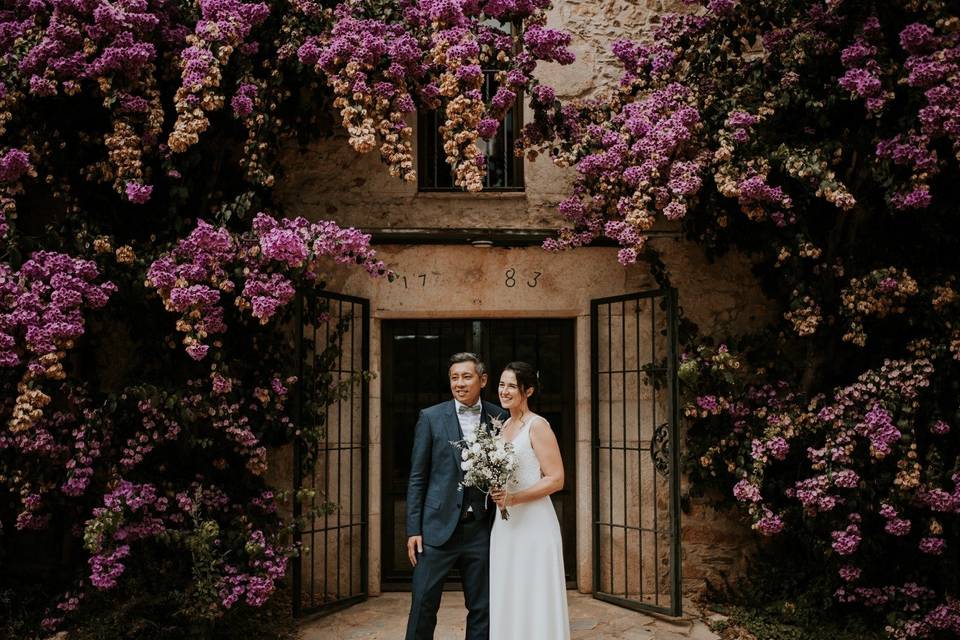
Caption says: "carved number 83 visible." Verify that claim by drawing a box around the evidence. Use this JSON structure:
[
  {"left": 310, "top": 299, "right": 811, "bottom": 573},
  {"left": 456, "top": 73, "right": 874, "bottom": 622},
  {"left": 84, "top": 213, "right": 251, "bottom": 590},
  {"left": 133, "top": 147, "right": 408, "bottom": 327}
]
[{"left": 504, "top": 268, "right": 542, "bottom": 288}]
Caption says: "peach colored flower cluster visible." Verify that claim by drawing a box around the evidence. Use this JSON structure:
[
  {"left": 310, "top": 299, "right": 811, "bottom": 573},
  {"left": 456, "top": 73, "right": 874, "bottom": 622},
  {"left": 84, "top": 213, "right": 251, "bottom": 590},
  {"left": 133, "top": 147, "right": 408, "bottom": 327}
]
[{"left": 841, "top": 267, "right": 919, "bottom": 347}]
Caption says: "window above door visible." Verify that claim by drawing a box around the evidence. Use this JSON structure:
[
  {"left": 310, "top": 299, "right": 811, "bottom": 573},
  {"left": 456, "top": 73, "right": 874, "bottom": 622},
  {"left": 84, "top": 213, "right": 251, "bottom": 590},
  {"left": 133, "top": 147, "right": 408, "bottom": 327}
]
[{"left": 417, "top": 21, "right": 525, "bottom": 193}]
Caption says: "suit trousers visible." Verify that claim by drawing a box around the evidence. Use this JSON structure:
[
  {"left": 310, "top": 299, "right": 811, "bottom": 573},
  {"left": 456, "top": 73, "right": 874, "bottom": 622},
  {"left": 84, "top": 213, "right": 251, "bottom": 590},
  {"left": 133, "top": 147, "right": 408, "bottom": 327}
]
[{"left": 405, "top": 516, "right": 490, "bottom": 640}]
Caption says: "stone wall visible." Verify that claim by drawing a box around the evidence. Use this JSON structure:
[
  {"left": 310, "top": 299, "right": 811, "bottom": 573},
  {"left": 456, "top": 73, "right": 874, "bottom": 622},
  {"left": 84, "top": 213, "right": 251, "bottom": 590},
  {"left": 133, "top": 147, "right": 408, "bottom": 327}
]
[{"left": 272, "top": 0, "right": 771, "bottom": 607}]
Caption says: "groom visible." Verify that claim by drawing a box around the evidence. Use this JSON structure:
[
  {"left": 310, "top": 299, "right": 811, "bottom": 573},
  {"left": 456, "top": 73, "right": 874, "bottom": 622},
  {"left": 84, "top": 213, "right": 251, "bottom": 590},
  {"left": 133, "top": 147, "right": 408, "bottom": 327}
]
[{"left": 405, "top": 352, "right": 508, "bottom": 640}]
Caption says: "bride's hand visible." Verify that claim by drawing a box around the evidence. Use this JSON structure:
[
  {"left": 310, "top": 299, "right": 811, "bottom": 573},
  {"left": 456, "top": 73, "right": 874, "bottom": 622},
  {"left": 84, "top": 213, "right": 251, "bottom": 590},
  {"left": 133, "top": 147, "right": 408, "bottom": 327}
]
[{"left": 490, "top": 488, "right": 509, "bottom": 509}]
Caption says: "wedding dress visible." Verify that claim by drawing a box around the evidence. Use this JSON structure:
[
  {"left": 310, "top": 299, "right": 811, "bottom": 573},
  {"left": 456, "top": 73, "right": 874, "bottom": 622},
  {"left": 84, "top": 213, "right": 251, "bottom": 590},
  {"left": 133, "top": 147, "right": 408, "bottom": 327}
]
[{"left": 489, "top": 417, "right": 570, "bottom": 639}]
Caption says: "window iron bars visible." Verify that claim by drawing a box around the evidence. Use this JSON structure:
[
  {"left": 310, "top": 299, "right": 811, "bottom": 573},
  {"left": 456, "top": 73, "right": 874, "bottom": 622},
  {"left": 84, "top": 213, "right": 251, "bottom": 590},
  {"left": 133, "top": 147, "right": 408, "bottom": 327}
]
[{"left": 417, "top": 68, "right": 524, "bottom": 192}]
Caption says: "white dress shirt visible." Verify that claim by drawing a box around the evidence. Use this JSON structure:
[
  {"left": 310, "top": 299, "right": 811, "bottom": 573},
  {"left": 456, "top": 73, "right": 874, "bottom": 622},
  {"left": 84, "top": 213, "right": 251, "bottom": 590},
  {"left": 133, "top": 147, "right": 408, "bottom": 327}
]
[
  {"left": 455, "top": 399, "right": 483, "bottom": 513},
  {"left": 455, "top": 399, "right": 483, "bottom": 442}
]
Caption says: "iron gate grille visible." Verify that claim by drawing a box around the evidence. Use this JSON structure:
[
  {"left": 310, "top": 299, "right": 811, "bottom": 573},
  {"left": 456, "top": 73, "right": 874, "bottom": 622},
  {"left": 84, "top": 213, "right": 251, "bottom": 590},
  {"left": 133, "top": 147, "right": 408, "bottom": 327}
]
[
  {"left": 293, "top": 291, "right": 369, "bottom": 617},
  {"left": 591, "top": 289, "right": 681, "bottom": 617}
]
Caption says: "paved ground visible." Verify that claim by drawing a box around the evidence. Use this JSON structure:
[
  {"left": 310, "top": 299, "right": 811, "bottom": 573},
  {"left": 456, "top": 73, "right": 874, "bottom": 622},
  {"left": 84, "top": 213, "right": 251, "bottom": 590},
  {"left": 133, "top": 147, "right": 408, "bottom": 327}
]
[{"left": 299, "top": 591, "right": 720, "bottom": 640}]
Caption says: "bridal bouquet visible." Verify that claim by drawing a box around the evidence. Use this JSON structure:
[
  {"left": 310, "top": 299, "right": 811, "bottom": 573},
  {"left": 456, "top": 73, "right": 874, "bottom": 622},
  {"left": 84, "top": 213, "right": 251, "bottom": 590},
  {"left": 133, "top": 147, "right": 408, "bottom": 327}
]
[{"left": 451, "top": 417, "right": 519, "bottom": 520}]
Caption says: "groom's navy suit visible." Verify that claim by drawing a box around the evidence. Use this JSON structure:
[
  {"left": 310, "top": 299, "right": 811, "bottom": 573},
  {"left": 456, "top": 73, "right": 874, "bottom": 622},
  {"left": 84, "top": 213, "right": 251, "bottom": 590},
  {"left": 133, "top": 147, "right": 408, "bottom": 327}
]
[{"left": 405, "top": 398, "right": 508, "bottom": 640}]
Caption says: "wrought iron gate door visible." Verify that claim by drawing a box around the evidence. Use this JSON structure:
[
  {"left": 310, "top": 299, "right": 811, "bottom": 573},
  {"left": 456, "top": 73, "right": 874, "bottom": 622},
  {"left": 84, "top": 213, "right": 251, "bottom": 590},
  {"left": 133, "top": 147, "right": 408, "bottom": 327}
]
[
  {"left": 293, "top": 291, "right": 369, "bottom": 616},
  {"left": 591, "top": 289, "right": 681, "bottom": 616}
]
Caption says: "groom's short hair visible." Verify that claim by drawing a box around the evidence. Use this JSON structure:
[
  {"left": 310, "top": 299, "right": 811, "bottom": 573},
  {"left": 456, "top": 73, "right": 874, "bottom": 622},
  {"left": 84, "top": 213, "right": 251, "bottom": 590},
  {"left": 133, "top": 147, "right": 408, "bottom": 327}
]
[{"left": 448, "top": 352, "right": 486, "bottom": 376}]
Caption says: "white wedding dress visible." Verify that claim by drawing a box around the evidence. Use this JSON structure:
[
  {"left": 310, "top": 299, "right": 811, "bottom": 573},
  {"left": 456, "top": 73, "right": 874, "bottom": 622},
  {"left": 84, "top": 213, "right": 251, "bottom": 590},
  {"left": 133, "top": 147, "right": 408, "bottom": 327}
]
[{"left": 490, "top": 418, "right": 570, "bottom": 639}]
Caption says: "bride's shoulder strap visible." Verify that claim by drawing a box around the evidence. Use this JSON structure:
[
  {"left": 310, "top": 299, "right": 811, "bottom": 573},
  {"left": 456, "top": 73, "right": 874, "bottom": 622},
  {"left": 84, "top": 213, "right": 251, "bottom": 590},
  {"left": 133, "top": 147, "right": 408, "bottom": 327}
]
[{"left": 528, "top": 414, "right": 550, "bottom": 431}]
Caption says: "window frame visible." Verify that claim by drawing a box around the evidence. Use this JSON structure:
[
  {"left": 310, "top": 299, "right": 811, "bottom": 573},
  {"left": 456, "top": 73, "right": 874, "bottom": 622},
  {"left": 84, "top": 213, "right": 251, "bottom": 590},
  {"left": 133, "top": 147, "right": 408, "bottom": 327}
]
[{"left": 416, "top": 23, "right": 525, "bottom": 193}]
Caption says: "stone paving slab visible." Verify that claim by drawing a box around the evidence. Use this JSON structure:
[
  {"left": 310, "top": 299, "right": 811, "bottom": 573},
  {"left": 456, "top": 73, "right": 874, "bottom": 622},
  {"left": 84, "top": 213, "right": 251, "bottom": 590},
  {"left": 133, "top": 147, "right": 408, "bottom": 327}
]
[{"left": 298, "top": 592, "right": 719, "bottom": 640}]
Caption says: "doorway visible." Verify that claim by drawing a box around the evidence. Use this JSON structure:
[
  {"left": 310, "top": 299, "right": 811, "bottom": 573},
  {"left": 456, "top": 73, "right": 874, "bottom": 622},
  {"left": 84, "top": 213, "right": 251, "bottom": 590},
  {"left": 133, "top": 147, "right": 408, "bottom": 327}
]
[{"left": 380, "top": 319, "right": 577, "bottom": 589}]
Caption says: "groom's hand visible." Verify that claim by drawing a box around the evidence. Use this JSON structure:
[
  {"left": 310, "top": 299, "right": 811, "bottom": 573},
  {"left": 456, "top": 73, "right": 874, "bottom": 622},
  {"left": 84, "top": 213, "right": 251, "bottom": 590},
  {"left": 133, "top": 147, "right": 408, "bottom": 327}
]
[{"left": 407, "top": 535, "right": 423, "bottom": 567}]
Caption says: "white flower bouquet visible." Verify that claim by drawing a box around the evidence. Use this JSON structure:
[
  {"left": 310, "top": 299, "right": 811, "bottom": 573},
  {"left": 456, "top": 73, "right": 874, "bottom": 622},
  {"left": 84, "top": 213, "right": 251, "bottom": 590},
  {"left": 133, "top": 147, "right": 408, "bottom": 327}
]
[{"left": 451, "top": 417, "right": 519, "bottom": 520}]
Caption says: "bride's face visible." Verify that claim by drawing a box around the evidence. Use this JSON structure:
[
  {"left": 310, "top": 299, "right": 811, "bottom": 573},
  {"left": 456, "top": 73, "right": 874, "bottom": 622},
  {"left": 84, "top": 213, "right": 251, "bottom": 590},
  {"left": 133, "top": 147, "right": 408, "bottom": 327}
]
[{"left": 498, "top": 370, "right": 530, "bottom": 409}]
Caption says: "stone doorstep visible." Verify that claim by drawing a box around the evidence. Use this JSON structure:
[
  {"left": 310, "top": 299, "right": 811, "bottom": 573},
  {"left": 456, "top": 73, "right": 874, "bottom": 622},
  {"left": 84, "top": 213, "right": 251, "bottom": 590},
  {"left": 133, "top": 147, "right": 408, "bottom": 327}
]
[{"left": 298, "top": 592, "right": 721, "bottom": 640}]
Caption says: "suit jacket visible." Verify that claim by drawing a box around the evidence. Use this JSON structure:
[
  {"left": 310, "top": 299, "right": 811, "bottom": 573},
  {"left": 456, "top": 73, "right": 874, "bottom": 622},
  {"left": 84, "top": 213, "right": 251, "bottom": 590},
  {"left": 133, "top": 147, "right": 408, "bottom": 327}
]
[{"left": 405, "top": 398, "right": 508, "bottom": 547}]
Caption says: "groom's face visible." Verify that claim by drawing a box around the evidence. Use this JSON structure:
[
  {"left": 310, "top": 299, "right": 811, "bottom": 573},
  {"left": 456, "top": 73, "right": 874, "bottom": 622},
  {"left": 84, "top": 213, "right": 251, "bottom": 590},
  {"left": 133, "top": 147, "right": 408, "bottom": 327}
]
[{"left": 449, "top": 361, "right": 486, "bottom": 407}]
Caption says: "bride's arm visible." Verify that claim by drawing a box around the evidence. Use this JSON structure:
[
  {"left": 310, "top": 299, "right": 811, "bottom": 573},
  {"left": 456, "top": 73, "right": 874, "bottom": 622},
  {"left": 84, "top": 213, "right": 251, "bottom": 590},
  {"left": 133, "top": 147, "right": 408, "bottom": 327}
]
[{"left": 498, "top": 419, "right": 564, "bottom": 507}]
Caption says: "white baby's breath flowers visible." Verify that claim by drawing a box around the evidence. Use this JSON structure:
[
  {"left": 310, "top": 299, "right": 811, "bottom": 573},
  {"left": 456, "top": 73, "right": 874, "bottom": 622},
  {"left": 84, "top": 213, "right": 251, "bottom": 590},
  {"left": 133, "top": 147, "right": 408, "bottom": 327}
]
[{"left": 451, "top": 416, "right": 519, "bottom": 519}]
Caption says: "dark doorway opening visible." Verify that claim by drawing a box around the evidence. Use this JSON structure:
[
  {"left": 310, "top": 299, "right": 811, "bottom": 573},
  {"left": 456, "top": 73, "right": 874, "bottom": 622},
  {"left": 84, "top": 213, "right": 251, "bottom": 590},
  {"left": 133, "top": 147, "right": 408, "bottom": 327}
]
[{"left": 381, "top": 319, "right": 577, "bottom": 589}]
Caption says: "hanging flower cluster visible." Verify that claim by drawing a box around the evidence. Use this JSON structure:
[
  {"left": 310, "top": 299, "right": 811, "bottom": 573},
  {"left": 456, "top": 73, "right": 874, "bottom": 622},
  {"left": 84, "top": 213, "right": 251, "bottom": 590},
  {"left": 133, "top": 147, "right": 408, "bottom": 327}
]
[
  {"left": 144, "top": 220, "right": 234, "bottom": 361},
  {"left": 298, "top": 4, "right": 421, "bottom": 182},
  {"left": 840, "top": 268, "right": 919, "bottom": 347},
  {"left": 146, "top": 212, "right": 388, "bottom": 361},
  {"left": 1, "top": 252, "right": 116, "bottom": 432},
  {"left": 181, "top": 371, "right": 295, "bottom": 476},
  {"left": 232, "top": 78, "right": 277, "bottom": 186},
  {"left": 0, "top": 385, "right": 108, "bottom": 535},
  {"left": 1, "top": 0, "right": 174, "bottom": 202},
  {"left": 899, "top": 20, "right": 960, "bottom": 161},
  {"left": 541, "top": 81, "right": 707, "bottom": 265},
  {"left": 297, "top": 0, "right": 572, "bottom": 190},
  {"left": 119, "top": 399, "right": 181, "bottom": 469},
  {"left": 528, "top": 13, "right": 716, "bottom": 263},
  {"left": 168, "top": 0, "right": 270, "bottom": 154},
  {"left": 838, "top": 17, "right": 891, "bottom": 113},
  {"left": 218, "top": 529, "right": 288, "bottom": 608},
  {"left": 875, "top": 133, "right": 938, "bottom": 211},
  {"left": 783, "top": 294, "right": 822, "bottom": 337},
  {"left": 841, "top": 15, "right": 960, "bottom": 210},
  {"left": 431, "top": 27, "right": 488, "bottom": 192},
  {"left": 775, "top": 145, "right": 856, "bottom": 212},
  {"left": 0, "top": 147, "right": 35, "bottom": 245}
]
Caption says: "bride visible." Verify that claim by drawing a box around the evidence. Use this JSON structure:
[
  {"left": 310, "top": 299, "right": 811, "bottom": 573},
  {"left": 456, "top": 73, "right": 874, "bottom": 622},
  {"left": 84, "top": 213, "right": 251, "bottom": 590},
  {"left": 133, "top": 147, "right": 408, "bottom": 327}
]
[{"left": 489, "top": 361, "right": 570, "bottom": 639}]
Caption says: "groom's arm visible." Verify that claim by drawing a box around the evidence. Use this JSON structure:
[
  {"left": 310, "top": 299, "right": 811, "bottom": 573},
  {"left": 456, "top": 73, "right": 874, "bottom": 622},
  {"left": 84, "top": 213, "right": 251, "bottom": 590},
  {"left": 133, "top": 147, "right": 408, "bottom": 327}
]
[{"left": 405, "top": 409, "right": 431, "bottom": 539}]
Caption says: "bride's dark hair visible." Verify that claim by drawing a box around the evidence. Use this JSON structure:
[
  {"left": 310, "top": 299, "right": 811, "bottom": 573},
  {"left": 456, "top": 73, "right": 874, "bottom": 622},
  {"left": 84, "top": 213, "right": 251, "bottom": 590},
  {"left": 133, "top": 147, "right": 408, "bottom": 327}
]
[{"left": 503, "top": 361, "right": 537, "bottom": 394}]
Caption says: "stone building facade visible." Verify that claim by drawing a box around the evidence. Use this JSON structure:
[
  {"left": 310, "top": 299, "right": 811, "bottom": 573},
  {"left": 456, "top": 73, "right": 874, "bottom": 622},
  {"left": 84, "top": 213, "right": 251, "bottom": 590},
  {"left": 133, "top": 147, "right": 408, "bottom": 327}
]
[{"left": 269, "top": 0, "right": 773, "bottom": 617}]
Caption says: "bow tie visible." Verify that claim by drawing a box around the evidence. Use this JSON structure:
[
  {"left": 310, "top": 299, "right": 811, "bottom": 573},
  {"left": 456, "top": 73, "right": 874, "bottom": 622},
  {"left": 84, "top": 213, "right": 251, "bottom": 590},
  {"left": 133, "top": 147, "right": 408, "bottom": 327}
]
[{"left": 458, "top": 404, "right": 482, "bottom": 415}]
